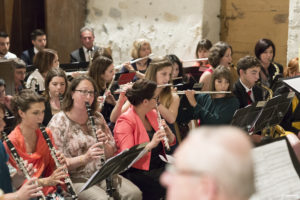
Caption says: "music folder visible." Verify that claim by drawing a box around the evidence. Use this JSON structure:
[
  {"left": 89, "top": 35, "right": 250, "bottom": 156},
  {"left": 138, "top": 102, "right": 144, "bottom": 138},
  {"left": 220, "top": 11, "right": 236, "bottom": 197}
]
[
  {"left": 79, "top": 142, "right": 148, "bottom": 193},
  {"left": 250, "top": 137, "right": 300, "bottom": 200},
  {"left": 117, "top": 72, "right": 136, "bottom": 85}
]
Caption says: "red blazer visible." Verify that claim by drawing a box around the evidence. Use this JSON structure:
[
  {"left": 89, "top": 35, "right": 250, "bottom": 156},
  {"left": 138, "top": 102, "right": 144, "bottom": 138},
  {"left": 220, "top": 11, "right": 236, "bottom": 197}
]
[{"left": 114, "top": 106, "right": 175, "bottom": 171}]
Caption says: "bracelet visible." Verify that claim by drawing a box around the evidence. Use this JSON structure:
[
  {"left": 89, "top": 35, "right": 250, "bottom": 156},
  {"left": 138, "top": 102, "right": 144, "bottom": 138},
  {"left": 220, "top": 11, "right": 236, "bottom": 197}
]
[{"left": 79, "top": 155, "right": 86, "bottom": 165}]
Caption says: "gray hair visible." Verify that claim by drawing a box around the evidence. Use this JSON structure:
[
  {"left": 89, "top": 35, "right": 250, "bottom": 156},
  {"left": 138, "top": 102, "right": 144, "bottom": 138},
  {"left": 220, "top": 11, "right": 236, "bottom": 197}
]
[
  {"left": 80, "top": 26, "right": 94, "bottom": 37},
  {"left": 178, "top": 126, "right": 255, "bottom": 199}
]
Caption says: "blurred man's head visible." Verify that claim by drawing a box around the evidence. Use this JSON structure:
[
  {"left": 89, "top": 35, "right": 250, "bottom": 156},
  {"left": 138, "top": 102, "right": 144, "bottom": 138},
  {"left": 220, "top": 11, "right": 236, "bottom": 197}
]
[
  {"left": 14, "top": 58, "right": 27, "bottom": 85},
  {"left": 80, "top": 26, "right": 95, "bottom": 50},
  {"left": 161, "top": 126, "right": 255, "bottom": 200}
]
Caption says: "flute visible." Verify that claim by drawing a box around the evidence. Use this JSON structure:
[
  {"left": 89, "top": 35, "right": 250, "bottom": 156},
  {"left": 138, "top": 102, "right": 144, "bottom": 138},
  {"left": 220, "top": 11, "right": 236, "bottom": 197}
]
[
  {"left": 99, "top": 75, "right": 115, "bottom": 111},
  {"left": 181, "top": 58, "right": 208, "bottom": 63},
  {"left": 174, "top": 90, "right": 231, "bottom": 95},
  {"left": 114, "top": 53, "right": 154, "bottom": 70},
  {"left": 39, "top": 126, "right": 78, "bottom": 200},
  {"left": 2, "top": 132, "right": 46, "bottom": 200},
  {"left": 156, "top": 104, "right": 170, "bottom": 151},
  {"left": 114, "top": 83, "right": 172, "bottom": 94},
  {"left": 65, "top": 71, "right": 87, "bottom": 77}
]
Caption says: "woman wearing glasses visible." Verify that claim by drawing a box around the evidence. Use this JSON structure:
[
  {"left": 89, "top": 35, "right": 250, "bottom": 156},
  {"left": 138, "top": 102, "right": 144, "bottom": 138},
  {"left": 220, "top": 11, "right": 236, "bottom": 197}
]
[
  {"left": 47, "top": 75, "right": 142, "bottom": 200},
  {"left": 114, "top": 79, "right": 176, "bottom": 200}
]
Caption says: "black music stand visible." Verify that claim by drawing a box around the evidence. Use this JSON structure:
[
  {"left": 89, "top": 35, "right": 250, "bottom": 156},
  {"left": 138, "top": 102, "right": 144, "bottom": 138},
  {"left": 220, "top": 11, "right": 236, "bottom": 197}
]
[
  {"left": 79, "top": 142, "right": 148, "bottom": 193},
  {"left": 182, "top": 66, "right": 205, "bottom": 83},
  {"left": 231, "top": 101, "right": 266, "bottom": 133},
  {"left": 60, "top": 62, "right": 89, "bottom": 72},
  {"left": 252, "top": 93, "right": 293, "bottom": 134}
]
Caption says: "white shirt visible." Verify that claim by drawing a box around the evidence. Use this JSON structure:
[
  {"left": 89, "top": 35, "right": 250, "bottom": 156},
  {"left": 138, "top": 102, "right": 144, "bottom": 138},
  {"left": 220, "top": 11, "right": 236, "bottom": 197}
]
[
  {"left": 26, "top": 69, "right": 45, "bottom": 91},
  {"left": 3, "top": 52, "right": 17, "bottom": 59},
  {"left": 83, "top": 46, "right": 94, "bottom": 62},
  {"left": 239, "top": 79, "right": 254, "bottom": 102}
]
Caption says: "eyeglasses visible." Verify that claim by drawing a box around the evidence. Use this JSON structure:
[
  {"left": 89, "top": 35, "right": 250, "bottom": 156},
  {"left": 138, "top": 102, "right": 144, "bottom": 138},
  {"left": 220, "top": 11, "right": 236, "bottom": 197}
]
[
  {"left": 75, "top": 90, "right": 97, "bottom": 96},
  {"left": 166, "top": 164, "right": 203, "bottom": 177}
]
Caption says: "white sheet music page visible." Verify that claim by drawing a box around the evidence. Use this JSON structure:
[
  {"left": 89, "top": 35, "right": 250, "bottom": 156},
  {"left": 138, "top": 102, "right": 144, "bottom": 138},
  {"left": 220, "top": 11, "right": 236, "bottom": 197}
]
[
  {"left": 283, "top": 77, "right": 300, "bottom": 93},
  {"left": 250, "top": 139, "right": 300, "bottom": 200}
]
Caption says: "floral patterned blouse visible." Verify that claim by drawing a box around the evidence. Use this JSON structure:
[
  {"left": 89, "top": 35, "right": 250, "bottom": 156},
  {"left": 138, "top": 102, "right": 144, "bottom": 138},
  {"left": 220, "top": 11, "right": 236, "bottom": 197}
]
[{"left": 47, "top": 111, "right": 116, "bottom": 180}]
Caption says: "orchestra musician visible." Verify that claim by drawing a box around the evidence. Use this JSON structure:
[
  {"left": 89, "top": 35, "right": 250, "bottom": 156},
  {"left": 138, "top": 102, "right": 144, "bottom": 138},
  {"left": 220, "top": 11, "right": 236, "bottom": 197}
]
[
  {"left": 0, "top": 79, "right": 15, "bottom": 133},
  {"left": 200, "top": 41, "right": 237, "bottom": 91},
  {"left": 114, "top": 79, "right": 176, "bottom": 200},
  {"left": 88, "top": 56, "right": 116, "bottom": 125},
  {"left": 119, "top": 38, "right": 152, "bottom": 81},
  {"left": 42, "top": 68, "right": 68, "bottom": 126},
  {"left": 0, "top": 103, "right": 43, "bottom": 200},
  {"left": 26, "top": 49, "right": 59, "bottom": 93},
  {"left": 166, "top": 54, "right": 184, "bottom": 79},
  {"left": 3, "top": 89, "right": 68, "bottom": 198},
  {"left": 254, "top": 38, "right": 283, "bottom": 89},
  {"left": 194, "top": 39, "right": 212, "bottom": 67},
  {"left": 13, "top": 58, "right": 27, "bottom": 94},
  {"left": 184, "top": 65, "right": 239, "bottom": 125},
  {"left": 47, "top": 76, "right": 142, "bottom": 200}
]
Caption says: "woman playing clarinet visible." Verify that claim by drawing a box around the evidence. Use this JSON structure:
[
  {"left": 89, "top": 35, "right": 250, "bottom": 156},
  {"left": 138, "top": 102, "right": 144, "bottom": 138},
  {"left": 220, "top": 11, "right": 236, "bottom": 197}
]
[
  {"left": 47, "top": 75, "right": 142, "bottom": 200},
  {"left": 3, "top": 89, "right": 68, "bottom": 198},
  {"left": 114, "top": 79, "right": 176, "bottom": 200}
]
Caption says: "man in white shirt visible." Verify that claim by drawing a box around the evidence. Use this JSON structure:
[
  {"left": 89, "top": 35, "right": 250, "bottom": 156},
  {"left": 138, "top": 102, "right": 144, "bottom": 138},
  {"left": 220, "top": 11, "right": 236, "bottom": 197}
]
[
  {"left": 0, "top": 32, "right": 17, "bottom": 60},
  {"left": 20, "top": 29, "right": 47, "bottom": 65},
  {"left": 70, "top": 26, "right": 99, "bottom": 63}
]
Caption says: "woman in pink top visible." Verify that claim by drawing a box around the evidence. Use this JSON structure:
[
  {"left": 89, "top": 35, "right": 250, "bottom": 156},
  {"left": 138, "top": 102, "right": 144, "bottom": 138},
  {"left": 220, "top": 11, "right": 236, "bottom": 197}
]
[{"left": 114, "top": 79, "right": 176, "bottom": 200}]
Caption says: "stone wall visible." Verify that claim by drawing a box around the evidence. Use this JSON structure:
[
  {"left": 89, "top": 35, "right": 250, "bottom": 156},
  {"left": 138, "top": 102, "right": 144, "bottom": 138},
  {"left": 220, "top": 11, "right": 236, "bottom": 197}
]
[{"left": 86, "top": 0, "right": 220, "bottom": 64}]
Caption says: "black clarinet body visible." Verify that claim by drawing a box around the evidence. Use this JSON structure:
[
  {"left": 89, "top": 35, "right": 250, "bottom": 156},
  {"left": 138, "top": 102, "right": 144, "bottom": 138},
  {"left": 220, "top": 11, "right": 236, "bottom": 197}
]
[
  {"left": 2, "top": 132, "right": 46, "bottom": 200},
  {"left": 85, "top": 102, "right": 115, "bottom": 198},
  {"left": 39, "top": 126, "right": 78, "bottom": 200}
]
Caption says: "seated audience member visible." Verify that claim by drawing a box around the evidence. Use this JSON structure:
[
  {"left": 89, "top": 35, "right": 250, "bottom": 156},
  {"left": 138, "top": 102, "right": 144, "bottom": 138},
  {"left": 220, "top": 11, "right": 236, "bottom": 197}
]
[
  {"left": 21, "top": 29, "right": 47, "bottom": 65},
  {"left": 0, "top": 79, "right": 15, "bottom": 133},
  {"left": 254, "top": 38, "right": 283, "bottom": 89},
  {"left": 200, "top": 41, "right": 236, "bottom": 91},
  {"left": 0, "top": 103, "right": 43, "bottom": 200},
  {"left": 0, "top": 32, "right": 17, "bottom": 59},
  {"left": 42, "top": 68, "right": 68, "bottom": 126},
  {"left": 47, "top": 76, "right": 142, "bottom": 200},
  {"left": 26, "top": 48, "right": 59, "bottom": 92},
  {"left": 70, "top": 26, "right": 99, "bottom": 63},
  {"left": 233, "top": 55, "right": 263, "bottom": 108},
  {"left": 194, "top": 39, "right": 212, "bottom": 67},
  {"left": 114, "top": 79, "right": 176, "bottom": 200},
  {"left": 185, "top": 65, "right": 239, "bottom": 125},
  {"left": 13, "top": 58, "right": 27, "bottom": 94},
  {"left": 161, "top": 126, "right": 255, "bottom": 200},
  {"left": 119, "top": 38, "right": 152, "bottom": 81}
]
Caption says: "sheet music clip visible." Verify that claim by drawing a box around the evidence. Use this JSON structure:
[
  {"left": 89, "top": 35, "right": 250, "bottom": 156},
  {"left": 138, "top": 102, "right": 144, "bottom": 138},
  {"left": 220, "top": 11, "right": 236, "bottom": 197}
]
[
  {"left": 251, "top": 93, "right": 294, "bottom": 134},
  {"left": 231, "top": 101, "right": 266, "bottom": 134},
  {"left": 79, "top": 142, "right": 148, "bottom": 193}
]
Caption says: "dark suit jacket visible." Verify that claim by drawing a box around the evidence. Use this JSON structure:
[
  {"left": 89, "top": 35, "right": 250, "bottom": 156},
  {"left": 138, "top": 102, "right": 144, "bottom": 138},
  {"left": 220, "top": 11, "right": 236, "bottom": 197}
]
[
  {"left": 20, "top": 47, "right": 35, "bottom": 65},
  {"left": 233, "top": 80, "right": 264, "bottom": 108},
  {"left": 70, "top": 46, "right": 99, "bottom": 63}
]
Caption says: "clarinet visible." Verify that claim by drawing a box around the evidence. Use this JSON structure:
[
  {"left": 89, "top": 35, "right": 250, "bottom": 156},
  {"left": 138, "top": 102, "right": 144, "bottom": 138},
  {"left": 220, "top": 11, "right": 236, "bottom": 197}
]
[
  {"left": 58, "top": 93, "right": 63, "bottom": 109},
  {"left": 156, "top": 104, "right": 170, "bottom": 151},
  {"left": 39, "top": 126, "right": 78, "bottom": 200},
  {"left": 99, "top": 75, "right": 115, "bottom": 111},
  {"left": 2, "top": 132, "right": 46, "bottom": 200},
  {"left": 85, "top": 102, "right": 115, "bottom": 199}
]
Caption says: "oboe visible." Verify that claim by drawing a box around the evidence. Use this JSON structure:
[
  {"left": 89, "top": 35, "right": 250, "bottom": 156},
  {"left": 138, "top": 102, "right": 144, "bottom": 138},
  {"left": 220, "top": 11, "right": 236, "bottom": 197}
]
[
  {"left": 99, "top": 75, "right": 115, "bottom": 111},
  {"left": 85, "top": 102, "right": 115, "bottom": 199},
  {"left": 39, "top": 126, "right": 78, "bottom": 200},
  {"left": 156, "top": 104, "right": 170, "bottom": 151},
  {"left": 2, "top": 132, "right": 46, "bottom": 200}
]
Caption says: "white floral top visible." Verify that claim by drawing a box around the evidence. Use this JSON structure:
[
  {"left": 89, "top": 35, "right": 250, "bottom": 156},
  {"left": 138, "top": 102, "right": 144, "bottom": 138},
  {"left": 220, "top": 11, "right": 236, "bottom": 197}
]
[{"left": 47, "top": 111, "right": 116, "bottom": 180}]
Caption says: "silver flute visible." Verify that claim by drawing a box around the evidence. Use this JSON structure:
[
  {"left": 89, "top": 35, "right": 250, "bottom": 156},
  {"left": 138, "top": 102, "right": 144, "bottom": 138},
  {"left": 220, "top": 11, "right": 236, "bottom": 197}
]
[
  {"left": 156, "top": 104, "right": 170, "bottom": 151},
  {"left": 40, "top": 126, "right": 78, "bottom": 200},
  {"left": 99, "top": 75, "right": 115, "bottom": 111},
  {"left": 2, "top": 132, "right": 46, "bottom": 200}
]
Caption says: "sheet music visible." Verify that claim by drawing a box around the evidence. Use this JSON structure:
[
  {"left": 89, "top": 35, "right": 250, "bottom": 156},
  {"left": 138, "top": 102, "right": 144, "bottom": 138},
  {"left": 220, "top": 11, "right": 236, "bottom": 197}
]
[
  {"left": 283, "top": 77, "right": 300, "bottom": 93},
  {"left": 250, "top": 140, "right": 300, "bottom": 200}
]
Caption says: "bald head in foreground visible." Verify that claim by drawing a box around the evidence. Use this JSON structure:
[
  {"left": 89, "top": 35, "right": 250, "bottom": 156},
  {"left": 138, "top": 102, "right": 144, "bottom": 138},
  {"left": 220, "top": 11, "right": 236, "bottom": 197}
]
[{"left": 161, "top": 126, "right": 255, "bottom": 200}]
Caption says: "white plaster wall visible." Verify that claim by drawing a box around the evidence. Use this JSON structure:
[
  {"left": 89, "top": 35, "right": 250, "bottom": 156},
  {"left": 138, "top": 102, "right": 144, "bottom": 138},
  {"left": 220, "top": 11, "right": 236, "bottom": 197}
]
[
  {"left": 86, "top": 0, "right": 220, "bottom": 64},
  {"left": 287, "top": 0, "right": 300, "bottom": 63}
]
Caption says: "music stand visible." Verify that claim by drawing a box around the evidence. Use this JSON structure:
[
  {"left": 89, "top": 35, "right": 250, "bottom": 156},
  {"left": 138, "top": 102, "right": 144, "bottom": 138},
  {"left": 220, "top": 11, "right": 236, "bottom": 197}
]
[
  {"left": 183, "top": 66, "right": 205, "bottom": 82},
  {"left": 252, "top": 93, "right": 294, "bottom": 134},
  {"left": 117, "top": 72, "right": 136, "bottom": 85},
  {"left": 231, "top": 101, "right": 266, "bottom": 133},
  {"left": 79, "top": 142, "right": 148, "bottom": 193},
  {"left": 281, "top": 75, "right": 300, "bottom": 93},
  {"left": 60, "top": 62, "right": 89, "bottom": 72}
]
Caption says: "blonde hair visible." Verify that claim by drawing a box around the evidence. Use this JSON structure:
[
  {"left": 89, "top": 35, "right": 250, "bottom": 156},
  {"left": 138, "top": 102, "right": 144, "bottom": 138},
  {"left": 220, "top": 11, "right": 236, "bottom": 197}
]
[
  {"left": 131, "top": 38, "right": 152, "bottom": 59},
  {"left": 284, "top": 57, "right": 299, "bottom": 77},
  {"left": 145, "top": 57, "right": 173, "bottom": 108}
]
